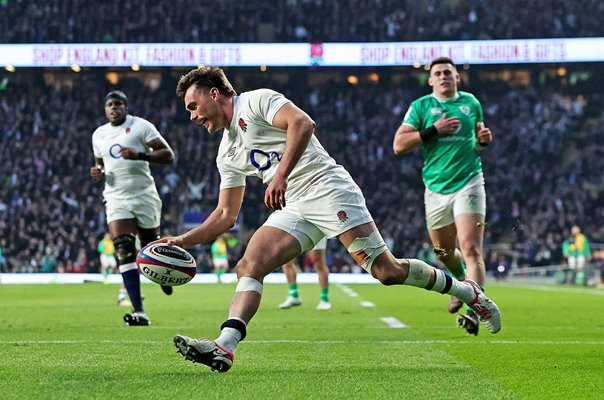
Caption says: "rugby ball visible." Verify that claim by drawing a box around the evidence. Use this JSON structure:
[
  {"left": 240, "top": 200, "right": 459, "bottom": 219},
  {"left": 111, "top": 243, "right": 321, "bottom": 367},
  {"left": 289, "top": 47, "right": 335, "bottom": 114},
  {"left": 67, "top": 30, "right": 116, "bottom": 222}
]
[{"left": 136, "top": 243, "right": 197, "bottom": 286}]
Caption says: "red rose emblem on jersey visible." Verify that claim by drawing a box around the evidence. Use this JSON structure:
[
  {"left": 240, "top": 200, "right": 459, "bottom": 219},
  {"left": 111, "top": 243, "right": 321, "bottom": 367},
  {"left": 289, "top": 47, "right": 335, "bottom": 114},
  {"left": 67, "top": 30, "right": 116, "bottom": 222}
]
[{"left": 238, "top": 118, "right": 248, "bottom": 132}]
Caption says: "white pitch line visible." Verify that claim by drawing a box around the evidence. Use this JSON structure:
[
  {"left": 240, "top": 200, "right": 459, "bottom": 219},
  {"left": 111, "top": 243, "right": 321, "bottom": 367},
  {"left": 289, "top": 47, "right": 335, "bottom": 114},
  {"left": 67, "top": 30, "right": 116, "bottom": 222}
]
[
  {"left": 3, "top": 339, "right": 604, "bottom": 345},
  {"left": 380, "top": 317, "right": 409, "bottom": 328},
  {"left": 248, "top": 340, "right": 604, "bottom": 345},
  {"left": 337, "top": 284, "right": 359, "bottom": 298},
  {"left": 360, "top": 301, "right": 375, "bottom": 308},
  {"left": 504, "top": 284, "right": 604, "bottom": 296}
]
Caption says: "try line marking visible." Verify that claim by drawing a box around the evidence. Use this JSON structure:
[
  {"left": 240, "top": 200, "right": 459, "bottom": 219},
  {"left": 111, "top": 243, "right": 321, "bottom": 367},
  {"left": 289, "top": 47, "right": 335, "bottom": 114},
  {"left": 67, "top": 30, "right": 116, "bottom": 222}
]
[{"left": 3, "top": 340, "right": 604, "bottom": 345}]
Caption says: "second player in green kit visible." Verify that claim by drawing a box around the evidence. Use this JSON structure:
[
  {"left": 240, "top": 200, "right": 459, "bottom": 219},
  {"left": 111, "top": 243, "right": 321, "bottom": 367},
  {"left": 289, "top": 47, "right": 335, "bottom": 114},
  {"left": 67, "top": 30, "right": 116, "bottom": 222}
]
[{"left": 393, "top": 57, "right": 494, "bottom": 335}]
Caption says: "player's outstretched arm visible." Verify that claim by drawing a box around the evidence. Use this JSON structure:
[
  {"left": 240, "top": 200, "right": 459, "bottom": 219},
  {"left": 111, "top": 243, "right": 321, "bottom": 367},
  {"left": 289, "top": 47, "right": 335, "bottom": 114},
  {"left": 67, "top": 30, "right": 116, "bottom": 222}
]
[{"left": 157, "top": 186, "right": 245, "bottom": 248}]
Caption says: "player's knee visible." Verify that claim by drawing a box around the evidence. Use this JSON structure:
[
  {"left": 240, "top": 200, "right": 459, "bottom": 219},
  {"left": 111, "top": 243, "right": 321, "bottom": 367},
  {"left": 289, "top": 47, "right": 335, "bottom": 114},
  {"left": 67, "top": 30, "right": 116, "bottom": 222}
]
[
  {"left": 460, "top": 243, "right": 482, "bottom": 261},
  {"left": 113, "top": 234, "right": 136, "bottom": 265},
  {"left": 282, "top": 260, "right": 296, "bottom": 272},
  {"left": 373, "top": 268, "right": 397, "bottom": 286},
  {"left": 234, "top": 257, "right": 266, "bottom": 280},
  {"left": 347, "top": 230, "right": 389, "bottom": 273}
]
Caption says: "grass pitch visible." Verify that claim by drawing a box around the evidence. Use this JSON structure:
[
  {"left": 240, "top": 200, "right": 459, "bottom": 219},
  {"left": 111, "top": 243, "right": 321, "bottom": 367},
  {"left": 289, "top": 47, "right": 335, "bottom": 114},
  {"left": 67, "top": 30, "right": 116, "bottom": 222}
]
[{"left": 1, "top": 280, "right": 603, "bottom": 399}]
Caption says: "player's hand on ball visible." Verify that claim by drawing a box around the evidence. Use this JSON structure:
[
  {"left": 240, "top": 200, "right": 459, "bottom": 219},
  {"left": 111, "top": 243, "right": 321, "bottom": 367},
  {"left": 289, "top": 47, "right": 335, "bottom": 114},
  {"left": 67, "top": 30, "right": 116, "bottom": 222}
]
[
  {"left": 153, "top": 236, "right": 185, "bottom": 247},
  {"left": 137, "top": 242, "right": 196, "bottom": 286}
]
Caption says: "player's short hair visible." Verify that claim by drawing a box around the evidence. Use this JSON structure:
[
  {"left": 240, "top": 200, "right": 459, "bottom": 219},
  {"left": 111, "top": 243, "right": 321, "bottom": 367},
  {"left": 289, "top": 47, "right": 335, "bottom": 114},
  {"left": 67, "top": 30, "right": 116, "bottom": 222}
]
[
  {"left": 430, "top": 57, "right": 456, "bottom": 70},
  {"left": 176, "top": 66, "right": 237, "bottom": 99},
  {"left": 104, "top": 90, "right": 128, "bottom": 105}
]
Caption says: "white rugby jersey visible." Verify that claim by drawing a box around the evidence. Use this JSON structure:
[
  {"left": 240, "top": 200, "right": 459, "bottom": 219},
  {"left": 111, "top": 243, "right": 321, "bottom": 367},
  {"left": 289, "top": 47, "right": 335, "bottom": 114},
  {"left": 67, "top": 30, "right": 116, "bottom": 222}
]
[
  {"left": 92, "top": 115, "right": 161, "bottom": 199},
  {"left": 217, "top": 89, "right": 349, "bottom": 201}
]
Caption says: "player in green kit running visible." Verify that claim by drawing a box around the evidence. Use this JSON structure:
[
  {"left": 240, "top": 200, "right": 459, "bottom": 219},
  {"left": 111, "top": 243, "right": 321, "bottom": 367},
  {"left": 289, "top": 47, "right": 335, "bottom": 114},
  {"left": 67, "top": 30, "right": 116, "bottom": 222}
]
[
  {"left": 211, "top": 235, "right": 229, "bottom": 283},
  {"left": 393, "top": 57, "right": 493, "bottom": 335}
]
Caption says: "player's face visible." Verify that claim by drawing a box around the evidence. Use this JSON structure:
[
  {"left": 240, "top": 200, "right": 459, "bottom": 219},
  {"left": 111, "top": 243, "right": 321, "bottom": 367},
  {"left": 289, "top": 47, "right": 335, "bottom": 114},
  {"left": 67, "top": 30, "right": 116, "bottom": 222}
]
[
  {"left": 105, "top": 99, "right": 127, "bottom": 125},
  {"left": 428, "top": 63, "right": 460, "bottom": 97},
  {"left": 184, "top": 86, "right": 224, "bottom": 133}
]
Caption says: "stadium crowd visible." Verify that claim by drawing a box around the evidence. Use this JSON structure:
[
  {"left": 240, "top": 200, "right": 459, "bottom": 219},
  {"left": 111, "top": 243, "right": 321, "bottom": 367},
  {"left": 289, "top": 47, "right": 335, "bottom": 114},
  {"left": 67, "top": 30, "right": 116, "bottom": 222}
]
[
  {"left": 2, "top": 0, "right": 604, "bottom": 44},
  {"left": 1, "top": 67, "right": 602, "bottom": 275}
]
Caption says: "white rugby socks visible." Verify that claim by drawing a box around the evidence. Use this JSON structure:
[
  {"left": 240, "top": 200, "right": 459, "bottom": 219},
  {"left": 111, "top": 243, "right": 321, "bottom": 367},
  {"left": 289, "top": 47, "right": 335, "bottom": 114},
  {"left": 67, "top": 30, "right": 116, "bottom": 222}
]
[
  {"left": 405, "top": 259, "right": 475, "bottom": 303},
  {"left": 215, "top": 317, "right": 246, "bottom": 353}
]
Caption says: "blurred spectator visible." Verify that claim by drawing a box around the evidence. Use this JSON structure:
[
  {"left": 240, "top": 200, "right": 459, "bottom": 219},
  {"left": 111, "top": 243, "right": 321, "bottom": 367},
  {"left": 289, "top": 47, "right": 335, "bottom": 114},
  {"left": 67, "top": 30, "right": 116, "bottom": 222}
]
[
  {"left": 489, "top": 252, "right": 510, "bottom": 281},
  {"left": 593, "top": 250, "right": 604, "bottom": 288},
  {"left": 562, "top": 224, "right": 592, "bottom": 285},
  {"left": 98, "top": 232, "right": 117, "bottom": 282},
  {"left": 71, "top": 249, "right": 87, "bottom": 273},
  {"left": 211, "top": 235, "right": 229, "bottom": 282},
  {"left": 40, "top": 246, "right": 58, "bottom": 273},
  {"left": 0, "top": 239, "right": 6, "bottom": 272}
]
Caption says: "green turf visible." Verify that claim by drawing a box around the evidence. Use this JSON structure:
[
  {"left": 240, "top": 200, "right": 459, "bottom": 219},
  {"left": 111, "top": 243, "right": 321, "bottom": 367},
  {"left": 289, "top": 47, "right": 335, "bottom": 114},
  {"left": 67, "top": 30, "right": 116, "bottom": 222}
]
[{"left": 1, "top": 281, "right": 603, "bottom": 399}]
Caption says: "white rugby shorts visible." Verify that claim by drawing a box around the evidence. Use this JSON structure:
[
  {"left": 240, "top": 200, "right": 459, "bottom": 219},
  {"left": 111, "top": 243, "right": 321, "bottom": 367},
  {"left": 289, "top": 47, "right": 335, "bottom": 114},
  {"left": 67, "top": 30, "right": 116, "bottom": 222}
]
[
  {"left": 424, "top": 173, "right": 486, "bottom": 230},
  {"left": 99, "top": 254, "right": 117, "bottom": 269},
  {"left": 212, "top": 258, "right": 229, "bottom": 269},
  {"left": 264, "top": 174, "right": 373, "bottom": 252},
  {"left": 312, "top": 237, "right": 327, "bottom": 251},
  {"left": 105, "top": 192, "right": 162, "bottom": 229},
  {"left": 568, "top": 255, "right": 586, "bottom": 271}
]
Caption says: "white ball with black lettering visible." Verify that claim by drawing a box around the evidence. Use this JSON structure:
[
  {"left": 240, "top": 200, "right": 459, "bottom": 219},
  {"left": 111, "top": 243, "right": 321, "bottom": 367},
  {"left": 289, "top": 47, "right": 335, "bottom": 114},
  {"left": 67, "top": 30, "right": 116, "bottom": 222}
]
[{"left": 136, "top": 243, "right": 196, "bottom": 286}]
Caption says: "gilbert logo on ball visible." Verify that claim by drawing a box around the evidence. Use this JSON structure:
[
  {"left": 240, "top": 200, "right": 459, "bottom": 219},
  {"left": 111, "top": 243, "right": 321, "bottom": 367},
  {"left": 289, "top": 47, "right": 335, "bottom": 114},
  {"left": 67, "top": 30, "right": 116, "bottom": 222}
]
[{"left": 136, "top": 243, "right": 197, "bottom": 286}]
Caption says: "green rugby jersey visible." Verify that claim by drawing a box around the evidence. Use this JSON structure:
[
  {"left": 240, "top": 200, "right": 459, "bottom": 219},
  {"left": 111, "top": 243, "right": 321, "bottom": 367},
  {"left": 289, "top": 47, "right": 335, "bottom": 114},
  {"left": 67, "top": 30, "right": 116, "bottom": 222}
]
[{"left": 403, "top": 91, "right": 484, "bottom": 194}]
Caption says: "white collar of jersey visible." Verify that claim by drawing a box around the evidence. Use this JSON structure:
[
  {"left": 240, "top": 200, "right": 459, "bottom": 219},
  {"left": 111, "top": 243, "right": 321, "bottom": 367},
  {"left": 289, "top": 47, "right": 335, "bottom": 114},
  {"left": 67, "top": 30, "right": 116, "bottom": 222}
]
[
  {"left": 227, "top": 96, "right": 240, "bottom": 131},
  {"left": 431, "top": 93, "right": 459, "bottom": 103}
]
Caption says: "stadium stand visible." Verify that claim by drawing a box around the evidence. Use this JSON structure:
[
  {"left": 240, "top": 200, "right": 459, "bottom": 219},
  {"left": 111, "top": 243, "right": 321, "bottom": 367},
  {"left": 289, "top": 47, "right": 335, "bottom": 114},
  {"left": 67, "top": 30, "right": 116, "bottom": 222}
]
[{"left": 1, "top": 0, "right": 603, "bottom": 44}]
